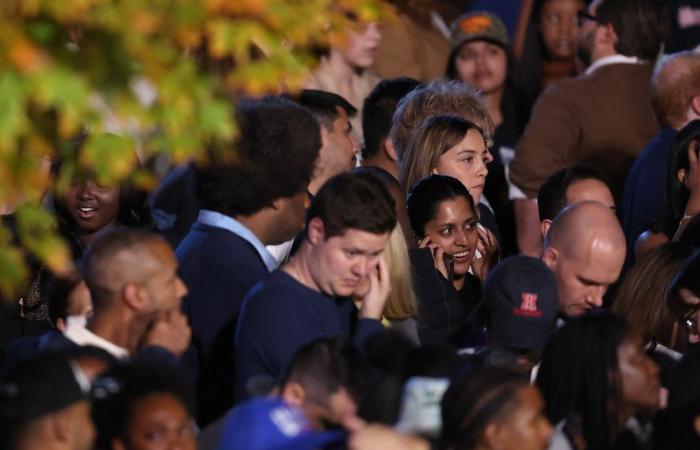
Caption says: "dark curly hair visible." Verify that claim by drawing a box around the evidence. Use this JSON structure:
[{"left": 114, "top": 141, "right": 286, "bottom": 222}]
[{"left": 195, "top": 96, "right": 321, "bottom": 217}]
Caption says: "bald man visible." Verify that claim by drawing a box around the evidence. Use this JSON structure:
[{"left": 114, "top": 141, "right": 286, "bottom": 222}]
[
  {"left": 541, "top": 202, "right": 626, "bottom": 318},
  {"left": 65, "top": 228, "right": 191, "bottom": 359}
]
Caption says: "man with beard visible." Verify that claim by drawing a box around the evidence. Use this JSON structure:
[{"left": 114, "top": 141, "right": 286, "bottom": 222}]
[{"left": 508, "top": 0, "right": 667, "bottom": 256}]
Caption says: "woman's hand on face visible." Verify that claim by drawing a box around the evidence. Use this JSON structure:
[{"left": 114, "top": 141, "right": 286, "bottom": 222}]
[
  {"left": 471, "top": 225, "right": 499, "bottom": 282},
  {"left": 419, "top": 236, "right": 450, "bottom": 280}
]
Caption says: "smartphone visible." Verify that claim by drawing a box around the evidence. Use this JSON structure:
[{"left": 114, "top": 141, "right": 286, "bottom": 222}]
[{"left": 443, "top": 253, "right": 455, "bottom": 284}]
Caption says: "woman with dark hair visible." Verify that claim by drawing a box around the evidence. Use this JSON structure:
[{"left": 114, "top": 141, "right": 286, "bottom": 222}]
[
  {"left": 636, "top": 120, "right": 700, "bottom": 259},
  {"left": 613, "top": 242, "right": 695, "bottom": 353},
  {"left": 52, "top": 139, "right": 153, "bottom": 259},
  {"left": 518, "top": 0, "right": 584, "bottom": 101},
  {"left": 441, "top": 366, "right": 552, "bottom": 450},
  {"left": 92, "top": 359, "right": 196, "bottom": 450},
  {"left": 406, "top": 174, "right": 491, "bottom": 347},
  {"left": 666, "top": 250, "right": 700, "bottom": 348},
  {"left": 445, "top": 11, "right": 530, "bottom": 256},
  {"left": 536, "top": 313, "right": 661, "bottom": 450},
  {"left": 15, "top": 134, "right": 151, "bottom": 330},
  {"left": 400, "top": 115, "right": 499, "bottom": 275}
]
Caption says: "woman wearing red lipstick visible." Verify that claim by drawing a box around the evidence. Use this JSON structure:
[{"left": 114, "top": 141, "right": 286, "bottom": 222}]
[
  {"left": 400, "top": 114, "right": 499, "bottom": 280},
  {"left": 406, "top": 174, "right": 491, "bottom": 347}
]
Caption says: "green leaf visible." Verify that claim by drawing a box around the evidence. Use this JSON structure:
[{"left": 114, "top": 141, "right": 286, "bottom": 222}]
[{"left": 79, "top": 133, "right": 138, "bottom": 185}]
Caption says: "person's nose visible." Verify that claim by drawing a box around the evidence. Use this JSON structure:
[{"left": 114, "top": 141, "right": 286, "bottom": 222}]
[
  {"left": 176, "top": 276, "right": 189, "bottom": 299},
  {"left": 366, "top": 22, "right": 382, "bottom": 43},
  {"left": 353, "top": 257, "right": 372, "bottom": 278},
  {"left": 454, "top": 229, "right": 469, "bottom": 247},
  {"left": 476, "top": 158, "right": 488, "bottom": 179},
  {"left": 76, "top": 181, "right": 98, "bottom": 200},
  {"left": 586, "top": 286, "right": 605, "bottom": 307}
]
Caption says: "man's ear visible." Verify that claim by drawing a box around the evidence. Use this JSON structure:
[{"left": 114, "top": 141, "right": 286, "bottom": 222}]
[
  {"left": 678, "top": 168, "right": 687, "bottom": 185},
  {"left": 383, "top": 138, "right": 398, "bottom": 162},
  {"left": 122, "top": 283, "right": 146, "bottom": 311},
  {"left": 690, "top": 95, "right": 700, "bottom": 119},
  {"left": 481, "top": 421, "right": 502, "bottom": 450},
  {"left": 307, "top": 217, "right": 325, "bottom": 245},
  {"left": 542, "top": 246, "right": 559, "bottom": 270},
  {"left": 281, "top": 381, "right": 306, "bottom": 407},
  {"left": 540, "top": 219, "right": 552, "bottom": 240}
]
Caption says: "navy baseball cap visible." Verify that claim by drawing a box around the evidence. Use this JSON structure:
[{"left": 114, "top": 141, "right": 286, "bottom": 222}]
[
  {"left": 0, "top": 353, "right": 90, "bottom": 428},
  {"left": 217, "top": 398, "right": 345, "bottom": 450},
  {"left": 484, "top": 256, "right": 558, "bottom": 353}
]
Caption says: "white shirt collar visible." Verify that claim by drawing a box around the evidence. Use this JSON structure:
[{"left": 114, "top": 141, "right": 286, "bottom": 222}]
[
  {"left": 197, "top": 210, "right": 278, "bottom": 272},
  {"left": 64, "top": 322, "right": 130, "bottom": 359},
  {"left": 584, "top": 54, "right": 643, "bottom": 76}
]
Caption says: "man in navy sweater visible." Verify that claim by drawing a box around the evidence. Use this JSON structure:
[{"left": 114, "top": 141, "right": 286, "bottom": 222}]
[
  {"left": 176, "top": 96, "right": 321, "bottom": 425},
  {"left": 234, "top": 172, "right": 396, "bottom": 401}
]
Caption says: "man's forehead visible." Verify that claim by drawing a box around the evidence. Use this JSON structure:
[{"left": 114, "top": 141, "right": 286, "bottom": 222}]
[{"left": 328, "top": 228, "right": 388, "bottom": 250}]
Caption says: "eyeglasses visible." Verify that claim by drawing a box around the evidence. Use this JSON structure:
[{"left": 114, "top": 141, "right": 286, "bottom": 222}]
[
  {"left": 576, "top": 10, "right": 603, "bottom": 27},
  {"left": 678, "top": 304, "right": 700, "bottom": 335}
]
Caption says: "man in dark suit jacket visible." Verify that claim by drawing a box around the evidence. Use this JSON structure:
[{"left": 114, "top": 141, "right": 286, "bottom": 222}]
[{"left": 176, "top": 96, "right": 321, "bottom": 425}]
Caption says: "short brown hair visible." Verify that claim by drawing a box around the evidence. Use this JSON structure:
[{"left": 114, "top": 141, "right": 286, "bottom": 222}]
[
  {"left": 651, "top": 52, "right": 700, "bottom": 129},
  {"left": 390, "top": 79, "right": 494, "bottom": 162},
  {"left": 306, "top": 172, "right": 396, "bottom": 239}
]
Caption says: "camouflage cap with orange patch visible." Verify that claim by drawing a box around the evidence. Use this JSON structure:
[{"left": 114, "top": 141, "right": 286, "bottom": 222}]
[{"left": 449, "top": 11, "right": 510, "bottom": 51}]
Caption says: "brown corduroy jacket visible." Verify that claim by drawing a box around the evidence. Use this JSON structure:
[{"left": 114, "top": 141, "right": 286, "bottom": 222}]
[{"left": 509, "top": 62, "right": 659, "bottom": 201}]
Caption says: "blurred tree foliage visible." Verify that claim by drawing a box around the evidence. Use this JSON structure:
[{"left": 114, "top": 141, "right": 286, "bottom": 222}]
[{"left": 0, "top": 0, "right": 392, "bottom": 300}]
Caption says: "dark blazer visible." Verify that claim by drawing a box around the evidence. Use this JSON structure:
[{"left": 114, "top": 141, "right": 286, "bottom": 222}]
[{"left": 176, "top": 222, "right": 269, "bottom": 426}]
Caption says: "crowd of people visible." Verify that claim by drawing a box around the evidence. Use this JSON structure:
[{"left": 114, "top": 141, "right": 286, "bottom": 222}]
[{"left": 2, "top": 0, "right": 700, "bottom": 449}]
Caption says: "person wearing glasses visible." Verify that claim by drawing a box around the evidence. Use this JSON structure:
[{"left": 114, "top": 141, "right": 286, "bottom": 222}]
[
  {"left": 508, "top": 0, "right": 667, "bottom": 257},
  {"left": 667, "top": 250, "right": 700, "bottom": 350}
]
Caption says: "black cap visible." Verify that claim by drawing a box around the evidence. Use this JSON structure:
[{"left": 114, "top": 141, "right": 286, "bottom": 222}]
[
  {"left": 484, "top": 256, "right": 558, "bottom": 353},
  {"left": 0, "top": 353, "right": 89, "bottom": 428}
]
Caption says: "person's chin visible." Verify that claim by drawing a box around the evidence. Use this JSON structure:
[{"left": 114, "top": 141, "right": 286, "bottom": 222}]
[{"left": 566, "top": 305, "right": 590, "bottom": 318}]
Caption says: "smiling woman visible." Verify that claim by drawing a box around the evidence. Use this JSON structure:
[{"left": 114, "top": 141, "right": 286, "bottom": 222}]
[
  {"left": 406, "top": 174, "right": 487, "bottom": 347},
  {"left": 18, "top": 135, "right": 152, "bottom": 324},
  {"left": 52, "top": 135, "right": 153, "bottom": 258}
]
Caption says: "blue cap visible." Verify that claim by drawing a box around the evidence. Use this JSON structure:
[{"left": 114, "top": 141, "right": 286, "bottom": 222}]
[
  {"left": 484, "top": 255, "right": 558, "bottom": 353},
  {"left": 218, "top": 398, "right": 346, "bottom": 450}
]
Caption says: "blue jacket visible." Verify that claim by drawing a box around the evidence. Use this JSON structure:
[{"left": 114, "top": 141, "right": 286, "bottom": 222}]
[
  {"left": 234, "top": 270, "right": 382, "bottom": 402},
  {"left": 177, "top": 222, "right": 270, "bottom": 425}
]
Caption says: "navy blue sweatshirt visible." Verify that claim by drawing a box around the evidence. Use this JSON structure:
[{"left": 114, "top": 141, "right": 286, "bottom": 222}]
[{"left": 234, "top": 269, "right": 382, "bottom": 401}]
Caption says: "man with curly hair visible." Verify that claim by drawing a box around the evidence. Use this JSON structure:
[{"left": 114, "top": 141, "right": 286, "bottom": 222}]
[{"left": 176, "top": 96, "right": 321, "bottom": 426}]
